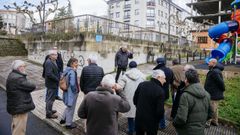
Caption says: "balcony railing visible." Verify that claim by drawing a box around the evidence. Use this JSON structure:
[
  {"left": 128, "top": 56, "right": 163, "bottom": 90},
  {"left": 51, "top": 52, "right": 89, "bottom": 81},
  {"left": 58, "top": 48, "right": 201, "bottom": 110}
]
[
  {"left": 124, "top": 15, "right": 130, "bottom": 19},
  {"left": 146, "top": 13, "right": 155, "bottom": 17},
  {"left": 147, "top": 1, "right": 155, "bottom": 6},
  {"left": 124, "top": 4, "right": 131, "bottom": 9}
]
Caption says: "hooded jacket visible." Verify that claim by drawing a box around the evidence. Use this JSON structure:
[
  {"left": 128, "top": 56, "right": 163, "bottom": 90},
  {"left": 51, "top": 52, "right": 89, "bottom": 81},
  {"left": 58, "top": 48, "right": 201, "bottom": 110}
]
[
  {"left": 204, "top": 63, "right": 225, "bottom": 100},
  {"left": 118, "top": 68, "right": 145, "bottom": 118},
  {"left": 173, "top": 83, "right": 212, "bottom": 135}
]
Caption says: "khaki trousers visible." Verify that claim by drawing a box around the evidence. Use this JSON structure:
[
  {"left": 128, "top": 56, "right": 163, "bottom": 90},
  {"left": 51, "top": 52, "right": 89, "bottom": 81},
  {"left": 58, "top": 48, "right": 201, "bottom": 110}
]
[
  {"left": 12, "top": 113, "right": 28, "bottom": 135},
  {"left": 208, "top": 100, "right": 219, "bottom": 124}
]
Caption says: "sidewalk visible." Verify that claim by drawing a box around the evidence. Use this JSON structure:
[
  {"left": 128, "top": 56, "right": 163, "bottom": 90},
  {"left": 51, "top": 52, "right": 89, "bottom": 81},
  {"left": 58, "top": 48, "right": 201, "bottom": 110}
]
[{"left": 0, "top": 56, "right": 238, "bottom": 135}]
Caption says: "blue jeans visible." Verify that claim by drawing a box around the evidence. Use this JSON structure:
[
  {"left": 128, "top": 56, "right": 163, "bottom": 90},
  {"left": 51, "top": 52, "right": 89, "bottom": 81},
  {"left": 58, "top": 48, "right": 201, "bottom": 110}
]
[
  {"left": 128, "top": 118, "right": 135, "bottom": 134},
  {"left": 159, "top": 116, "right": 166, "bottom": 129}
]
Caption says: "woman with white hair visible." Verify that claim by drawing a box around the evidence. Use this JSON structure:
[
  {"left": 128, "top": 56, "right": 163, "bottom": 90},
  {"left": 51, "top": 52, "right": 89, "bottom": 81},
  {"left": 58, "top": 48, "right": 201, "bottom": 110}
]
[
  {"left": 6, "top": 60, "right": 36, "bottom": 135},
  {"left": 78, "top": 74, "right": 130, "bottom": 135},
  {"left": 133, "top": 69, "right": 166, "bottom": 135}
]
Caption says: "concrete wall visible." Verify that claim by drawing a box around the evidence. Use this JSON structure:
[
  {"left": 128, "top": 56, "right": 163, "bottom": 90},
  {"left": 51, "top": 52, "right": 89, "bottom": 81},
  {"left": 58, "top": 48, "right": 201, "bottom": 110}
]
[{"left": 24, "top": 36, "right": 163, "bottom": 74}]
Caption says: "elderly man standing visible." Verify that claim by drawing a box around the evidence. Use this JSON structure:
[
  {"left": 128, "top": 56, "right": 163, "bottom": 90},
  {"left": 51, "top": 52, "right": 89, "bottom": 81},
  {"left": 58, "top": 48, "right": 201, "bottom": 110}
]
[
  {"left": 115, "top": 45, "right": 133, "bottom": 82},
  {"left": 6, "top": 60, "right": 36, "bottom": 135},
  {"left": 205, "top": 58, "right": 225, "bottom": 127},
  {"left": 173, "top": 69, "right": 212, "bottom": 135},
  {"left": 133, "top": 70, "right": 166, "bottom": 135},
  {"left": 80, "top": 54, "right": 104, "bottom": 95},
  {"left": 78, "top": 74, "right": 130, "bottom": 135},
  {"left": 44, "top": 50, "right": 59, "bottom": 119}
]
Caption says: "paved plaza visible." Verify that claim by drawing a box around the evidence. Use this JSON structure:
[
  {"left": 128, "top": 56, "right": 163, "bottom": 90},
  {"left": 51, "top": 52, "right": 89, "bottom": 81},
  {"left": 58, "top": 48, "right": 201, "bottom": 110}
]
[{"left": 0, "top": 56, "right": 238, "bottom": 135}]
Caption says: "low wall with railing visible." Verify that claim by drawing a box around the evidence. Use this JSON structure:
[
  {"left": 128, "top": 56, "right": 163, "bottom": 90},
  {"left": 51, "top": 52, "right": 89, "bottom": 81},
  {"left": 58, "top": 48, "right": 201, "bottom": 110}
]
[{"left": 24, "top": 34, "right": 164, "bottom": 74}]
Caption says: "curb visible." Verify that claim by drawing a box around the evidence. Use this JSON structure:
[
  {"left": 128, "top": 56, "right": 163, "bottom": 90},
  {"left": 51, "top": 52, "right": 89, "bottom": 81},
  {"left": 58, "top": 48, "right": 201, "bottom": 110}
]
[{"left": 43, "top": 119, "right": 73, "bottom": 135}]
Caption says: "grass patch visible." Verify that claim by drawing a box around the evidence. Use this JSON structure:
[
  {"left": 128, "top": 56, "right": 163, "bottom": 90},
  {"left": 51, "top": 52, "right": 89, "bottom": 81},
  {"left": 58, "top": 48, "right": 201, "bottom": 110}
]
[{"left": 147, "top": 74, "right": 240, "bottom": 125}]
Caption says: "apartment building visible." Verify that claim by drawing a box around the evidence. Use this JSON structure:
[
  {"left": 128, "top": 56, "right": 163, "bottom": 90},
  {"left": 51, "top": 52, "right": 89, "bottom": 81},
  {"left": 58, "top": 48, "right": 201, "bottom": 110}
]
[
  {"left": 107, "top": 0, "right": 192, "bottom": 45},
  {"left": 0, "top": 10, "right": 32, "bottom": 34}
]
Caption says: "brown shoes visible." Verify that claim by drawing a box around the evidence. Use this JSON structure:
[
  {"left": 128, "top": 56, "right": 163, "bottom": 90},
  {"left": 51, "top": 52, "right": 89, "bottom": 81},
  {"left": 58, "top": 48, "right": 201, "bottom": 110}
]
[{"left": 46, "top": 114, "right": 58, "bottom": 119}]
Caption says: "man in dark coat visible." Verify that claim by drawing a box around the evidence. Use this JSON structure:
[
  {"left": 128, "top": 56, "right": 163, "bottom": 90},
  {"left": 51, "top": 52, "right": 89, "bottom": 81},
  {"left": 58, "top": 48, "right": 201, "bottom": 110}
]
[
  {"left": 153, "top": 57, "right": 173, "bottom": 129},
  {"left": 173, "top": 69, "right": 213, "bottom": 135},
  {"left": 78, "top": 74, "right": 130, "bottom": 135},
  {"left": 42, "top": 47, "right": 63, "bottom": 100},
  {"left": 115, "top": 46, "right": 133, "bottom": 82},
  {"left": 133, "top": 70, "right": 165, "bottom": 135},
  {"left": 80, "top": 54, "right": 104, "bottom": 94},
  {"left": 6, "top": 60, "right": 36, "bottom": 135},
  {"left": 44, "top": 50, "right": 60, "bottom": 119},
  {"left": 204, "top": 58, "right": 225, "bottom": 127}
]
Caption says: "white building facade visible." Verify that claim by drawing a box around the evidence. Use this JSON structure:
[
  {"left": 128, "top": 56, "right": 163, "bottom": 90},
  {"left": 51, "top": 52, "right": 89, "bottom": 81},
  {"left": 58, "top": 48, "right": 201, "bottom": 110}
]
[
  {"left": 0, "top": 10, "right": 32, "bottom": 35},
  {"left": 107, "top": 0, "right": 192, "bottom": 45}
]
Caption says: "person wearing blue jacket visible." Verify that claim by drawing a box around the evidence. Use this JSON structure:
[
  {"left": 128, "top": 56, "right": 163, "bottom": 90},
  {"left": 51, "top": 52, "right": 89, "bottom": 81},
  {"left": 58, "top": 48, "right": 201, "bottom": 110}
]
[{"left": 60, "top": 57, "right": 79, "bottom": 129}]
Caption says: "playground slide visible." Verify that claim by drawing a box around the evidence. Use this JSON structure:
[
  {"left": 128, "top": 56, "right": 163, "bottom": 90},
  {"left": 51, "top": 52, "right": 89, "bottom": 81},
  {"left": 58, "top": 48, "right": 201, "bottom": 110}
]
[{"left": 206, "top": 21, "right": 237, "bottom": 63}]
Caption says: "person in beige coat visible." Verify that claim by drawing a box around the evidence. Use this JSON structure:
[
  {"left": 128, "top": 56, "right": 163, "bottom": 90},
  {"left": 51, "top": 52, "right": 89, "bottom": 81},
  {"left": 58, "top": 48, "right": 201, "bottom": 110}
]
[{"left": 117, "top": 61, "right": 145, "bottom": 135}]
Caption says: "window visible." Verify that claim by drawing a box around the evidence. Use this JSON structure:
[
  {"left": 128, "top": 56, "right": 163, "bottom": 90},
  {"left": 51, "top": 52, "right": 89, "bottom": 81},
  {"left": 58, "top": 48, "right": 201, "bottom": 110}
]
[
  {"left": 161, "top": 0, "right": 164, "bottom": 6},
  {"left": 110, "top": 13, "right": 113, "bottom": 18},
  {"left": 125, "top": 0, "right": 131, "bottom": 5},
  {"left": 135, "top": 0, "right": 139, "bottom": 4},
  {"left": 135, "top": 9, "right": 139, "bottom": 15},
  {"left": 161, "top": 11, "right": 163, "bottom": 17},
  {"left": 147, "top": 8, "right": 155, "bottom": 17},
  {"left": 116, "top": 12, "right": 120, "bottom": 18},
  {"left": 198, "top": 36, "right": 208, "bottom": 43},
  {"left": 146, "top": 19, "right": 155, "bottom": 27},
  {"left": 116, "top": 2, "right": 120, "bottom": 8},
  {"left": 134, "top": 20, "right": 139, "bottom": 26},
  {"left": 165, "top": 1, "right": 168, "bottom": 8},
  {"left": 124, "top": 10, "right": 131, "bottom": 19},
  {"left": 165, "top": 13, "right": 168, "bottom": 19},
  {"left": 124, "top": 20, "right": 130, "bottom": 29},
  {"left": 158, "top": 0, "right": 160, "bottom": 5},
  {"left": 158, "top": 10, "right": 160, "bottom": 16}
]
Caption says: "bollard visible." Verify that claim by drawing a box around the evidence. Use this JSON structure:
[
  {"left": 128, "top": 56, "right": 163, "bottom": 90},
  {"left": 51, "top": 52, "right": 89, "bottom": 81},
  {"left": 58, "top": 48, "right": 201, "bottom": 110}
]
[{"left": 187, "top": 53, "right": 189, "bottom": 63}]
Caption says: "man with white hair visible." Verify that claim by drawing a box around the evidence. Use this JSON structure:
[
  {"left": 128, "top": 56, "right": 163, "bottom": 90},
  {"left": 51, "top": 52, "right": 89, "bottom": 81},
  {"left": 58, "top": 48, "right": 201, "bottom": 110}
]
[
  {"left": 80, "top": 54, "right": 104, "bottom": 94},
  {"left": 42, "top": 47, "right": 63, "bottom": 100},
  {"left": 115, "top": 45, "right": 133, "bottom": 82},
  {"left": 44, "top": 50, "right": 59, "bottom": 119},
  {"left": 205, "top": 58, "right": 225, "bottom": 127},
  {"left": 78, "top": 74, "right": 130, "bottom": 135},
  {"left": 6, "top": 60, "right": 36, "bottom": 135},
  {"left": 133, "top": 70, "right": 166, "bottom": 135}
]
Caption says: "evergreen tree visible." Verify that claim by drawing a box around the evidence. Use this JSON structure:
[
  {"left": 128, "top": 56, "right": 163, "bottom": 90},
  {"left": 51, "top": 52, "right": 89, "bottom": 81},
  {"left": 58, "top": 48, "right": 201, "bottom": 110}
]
[{"left": 0, "top": 15, "right": 3, "bottom": 29}]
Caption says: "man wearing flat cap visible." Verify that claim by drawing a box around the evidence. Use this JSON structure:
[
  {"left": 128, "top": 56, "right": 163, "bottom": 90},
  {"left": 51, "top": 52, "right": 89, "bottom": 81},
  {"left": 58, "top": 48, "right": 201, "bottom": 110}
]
[{"left": 44, "top": 50, "right": 59, "bottom": 119}]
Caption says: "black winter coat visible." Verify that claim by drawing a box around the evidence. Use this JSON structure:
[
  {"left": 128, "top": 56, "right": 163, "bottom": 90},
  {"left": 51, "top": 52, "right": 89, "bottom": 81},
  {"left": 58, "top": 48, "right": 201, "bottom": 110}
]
[
  {"left": 153, "top": 64, "right": 174, "bottom": 100},
  {"left": 42, "top": 53, "right": 63, "bottom": 78},
  {"left": 133, "top": 78, "right": 165, "bottom": 131},
  {"left": 171, "top": 81, "right": 185, "bottom": 119},
  {"left": 44, "top": 58, "right": 60, "bottom": 89},
  {"left": 6, "top": 70, "right": 36, "bottom": 115},
  {"left": 115, "top": 48, "right": 133, "bottom": 68},
  {"left": 204, "top": 64, "right": 225, "bottom": 100},
  {"left": 80, "top": 63, "right": 104, "bottom": 94}
]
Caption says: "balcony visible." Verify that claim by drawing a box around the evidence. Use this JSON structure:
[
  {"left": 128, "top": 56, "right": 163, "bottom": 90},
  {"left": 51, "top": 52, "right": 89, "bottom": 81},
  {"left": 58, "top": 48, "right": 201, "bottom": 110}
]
[
  {"left": 146, "top": 13, "right": 155, "bottom": 17},
  {"left": 124, "top": 4, "right": 131, "bottom": 9},
  {"left": 124, "top": 15, "right": 131, "bottom": 19},
  {"left": 147, "top": 1, "right": 155, "bottom": 6}
]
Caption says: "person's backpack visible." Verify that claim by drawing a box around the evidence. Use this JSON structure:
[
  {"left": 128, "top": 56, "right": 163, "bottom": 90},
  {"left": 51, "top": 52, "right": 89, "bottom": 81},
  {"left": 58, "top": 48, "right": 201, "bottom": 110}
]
[{"left": 60, "top": 72, "right": 69, "bottom": 91}]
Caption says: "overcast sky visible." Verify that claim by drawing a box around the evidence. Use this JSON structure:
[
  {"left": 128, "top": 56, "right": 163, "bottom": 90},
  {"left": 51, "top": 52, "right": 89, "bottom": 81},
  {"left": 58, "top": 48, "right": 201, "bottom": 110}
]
[{"left": 0, "top": 0, "right": 190, "bottom": 18}]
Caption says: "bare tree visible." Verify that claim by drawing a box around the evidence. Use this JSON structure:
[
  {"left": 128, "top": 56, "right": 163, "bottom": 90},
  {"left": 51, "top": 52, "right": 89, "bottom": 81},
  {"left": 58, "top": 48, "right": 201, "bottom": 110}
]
[{"left": 4, "top": 0, "right": 70, "bottom": 32}]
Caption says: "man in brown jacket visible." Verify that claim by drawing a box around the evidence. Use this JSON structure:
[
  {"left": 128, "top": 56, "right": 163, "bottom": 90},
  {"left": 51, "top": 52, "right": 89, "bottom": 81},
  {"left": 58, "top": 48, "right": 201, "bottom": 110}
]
[{"left": 78, "top": 74, "right": 130, "bottom": 135}]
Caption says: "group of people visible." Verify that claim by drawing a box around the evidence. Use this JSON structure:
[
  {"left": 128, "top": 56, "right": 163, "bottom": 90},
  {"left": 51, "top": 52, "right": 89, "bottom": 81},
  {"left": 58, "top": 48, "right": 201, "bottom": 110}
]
[{"left": 5, "top": 46, "right": 225, "bottom": 135}]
